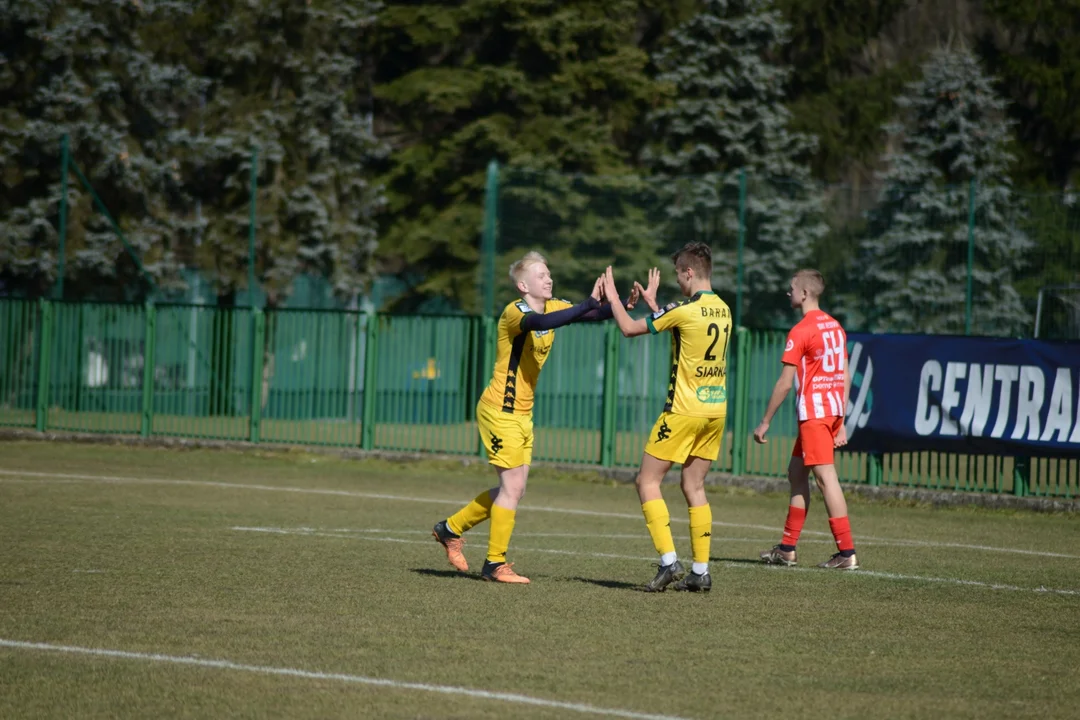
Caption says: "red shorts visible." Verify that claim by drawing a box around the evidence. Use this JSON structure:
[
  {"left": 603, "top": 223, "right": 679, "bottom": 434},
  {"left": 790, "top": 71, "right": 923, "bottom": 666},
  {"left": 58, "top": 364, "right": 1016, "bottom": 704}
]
[{"left": 791, "top": 416, "right": 843, "bottom": 466}]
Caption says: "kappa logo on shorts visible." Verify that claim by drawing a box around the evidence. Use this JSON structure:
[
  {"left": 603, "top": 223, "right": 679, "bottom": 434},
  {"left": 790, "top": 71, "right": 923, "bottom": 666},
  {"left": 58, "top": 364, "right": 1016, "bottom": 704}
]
[
  {"left": 656, "top": 419, "right": 672, "bottom": 442},
  {"left": 489, "top": 432, "right": 504, "bottom": 454}
]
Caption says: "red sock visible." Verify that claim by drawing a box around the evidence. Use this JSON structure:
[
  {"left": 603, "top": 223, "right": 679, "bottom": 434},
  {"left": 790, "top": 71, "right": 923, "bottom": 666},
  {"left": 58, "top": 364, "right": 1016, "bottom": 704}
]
[
  {"left": 779, "top": 506, "right": 807, "bottom": 550},
  {"left": 829, "top": 515, "right": 855, "bottom": 553}
]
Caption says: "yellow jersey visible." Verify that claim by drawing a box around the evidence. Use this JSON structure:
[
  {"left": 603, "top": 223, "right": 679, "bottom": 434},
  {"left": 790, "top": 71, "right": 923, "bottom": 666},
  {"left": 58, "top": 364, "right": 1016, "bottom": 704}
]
[
  {"left": 645, "top": 291, "right": 731, "bottom": 418},
  {"left": 480, "top": 298, "right": 574, "bottom": 415}
]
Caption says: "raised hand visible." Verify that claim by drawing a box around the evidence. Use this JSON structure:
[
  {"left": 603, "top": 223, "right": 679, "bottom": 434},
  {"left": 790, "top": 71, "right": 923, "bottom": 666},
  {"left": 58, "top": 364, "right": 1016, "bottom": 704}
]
[
  {"left": 626, "top": 282, "right": 640, "bottom": 310},
  {"left": 591, "top": 275, "right": 604, "bottom": 303},
  {"left": 602, "top": 266, "right": 619, "bottom": 303},
  {"left": 633, "top": 267, "right": 661, "bottom": 313}
]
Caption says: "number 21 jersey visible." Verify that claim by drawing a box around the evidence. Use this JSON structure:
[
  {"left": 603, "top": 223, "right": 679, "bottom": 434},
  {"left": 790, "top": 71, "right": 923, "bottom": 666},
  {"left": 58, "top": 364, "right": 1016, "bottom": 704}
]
[{"left": 645, "top": 291, "right": 732, "bottom": 418}]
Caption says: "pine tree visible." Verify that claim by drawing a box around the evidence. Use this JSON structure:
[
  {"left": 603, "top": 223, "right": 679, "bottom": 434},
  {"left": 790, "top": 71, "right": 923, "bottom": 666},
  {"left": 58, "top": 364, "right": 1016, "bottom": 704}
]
[
  {"left": 642, "top": 0, "right": 826, "bottom": 327},
  {"left": 982, "top": 0, "right": 1080, "bottom": 188},
  {"left": 775, "top": 0, "right": 912, "bottom": 181},
  {"left": 857, "top": 48, "right": 1031, "bottom": 336},
  {"left": 176, "top": 0, "right": 387, "bottom": 307},
  {"left": 374, "top": 0, "right": 666, "bottom": 313},
  {"left": 0, "top": 0, "right": 206, "bottom": 300}
]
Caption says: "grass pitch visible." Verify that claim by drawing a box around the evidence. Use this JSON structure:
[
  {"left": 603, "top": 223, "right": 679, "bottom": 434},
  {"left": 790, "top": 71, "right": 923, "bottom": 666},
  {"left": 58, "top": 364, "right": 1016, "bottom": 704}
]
[{"left": 1, "top": 441, "right": 1078, "bottom": 719}]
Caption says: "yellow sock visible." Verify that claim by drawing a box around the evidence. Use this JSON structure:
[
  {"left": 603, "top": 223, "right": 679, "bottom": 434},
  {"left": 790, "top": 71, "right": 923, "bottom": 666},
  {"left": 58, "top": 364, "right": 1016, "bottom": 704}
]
[
  {"left": 641, "top": 499, "right": 676, "bottom": 557},
  {"left": 486, "top": 504, "right": 516, "bottom": 563},
  {"left": 688, "top": 503, "right": 712, "bottom": 565},
  {"left": 446, "top": 490, "right": 494, "bottom": 535}
]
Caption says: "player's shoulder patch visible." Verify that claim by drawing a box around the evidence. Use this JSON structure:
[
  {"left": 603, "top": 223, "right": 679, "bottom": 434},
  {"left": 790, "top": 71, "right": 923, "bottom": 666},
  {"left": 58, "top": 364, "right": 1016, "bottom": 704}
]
[
  {"left": 554, "top": 297, "right": 573, "bottom": 306},
  {"left": 785, "top": 338, "right": 795, "bottom": 352},
  {"left": 515, "top": 300, "right": 532, "bottom": 314},
  {"left": 651, "top": 301, "right": 681, "bottom": 320}
]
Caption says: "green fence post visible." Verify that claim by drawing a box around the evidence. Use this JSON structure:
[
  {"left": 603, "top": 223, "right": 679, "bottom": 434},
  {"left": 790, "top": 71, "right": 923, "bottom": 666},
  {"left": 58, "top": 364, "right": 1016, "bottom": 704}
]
[
  {"left": 600, "top": 323, "right": 620, "bottom": 466},
  {"left": 70, "top": 160, "right": 157, "bottom": 295},
  {"left": 477, "top": 315, "right": 496, "bottom": 458},
  {"left": 965, "top": 177, "right": 976, "bottom": 336},
  {"left": 464, "top": 317, "right": 477, "bottom": 424},
  {"left": 735, "top": 169, "right": 747, "bottom": 329},
  {"left": 56, "top": 134, "right": 70, "bottom": 300},
  {"left": 867, "top": 453, "right": 884, "bottom": 486},
  {"left": 249, "top": 145, "right": 259, "bottom": 307},
  {"left": 1013, "top": 456, "right": 1029, "bottom": 497},
  {"left": 249, "top": 308, "right": 265, "bottom": 444},
  {"left": 481, "top": 160, "right": 499, "bottom": 319},
  {"left": 34, "top": 299, "right": 54, "bottom": 432},
  {"left": 361, "top": 313, "right": 378, "bottom": 450},
  {"left": 140, "top": 301, "right": 156, "bottom": 437},
  {"left": 730, "top": 327, "right": 750, "bottom": 476}
]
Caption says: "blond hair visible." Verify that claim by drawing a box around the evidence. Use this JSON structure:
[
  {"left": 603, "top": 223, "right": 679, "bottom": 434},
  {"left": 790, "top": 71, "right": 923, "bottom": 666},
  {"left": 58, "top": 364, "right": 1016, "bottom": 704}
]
[
  {"left": 793, "top": 269, "right": 825, "bottom": 299},
  {"left": 509, "top": 251, "right": 548, "bottom": 284}
]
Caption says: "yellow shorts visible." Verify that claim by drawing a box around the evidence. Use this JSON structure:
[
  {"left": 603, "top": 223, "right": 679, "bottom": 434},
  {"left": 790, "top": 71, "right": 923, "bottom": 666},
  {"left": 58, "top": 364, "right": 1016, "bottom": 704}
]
[
  {"left": 476, "top": 400, "right": 533, "bottom": 468},
  {"left": 644, "top": 411, "right": 726, "bottom": 464}
]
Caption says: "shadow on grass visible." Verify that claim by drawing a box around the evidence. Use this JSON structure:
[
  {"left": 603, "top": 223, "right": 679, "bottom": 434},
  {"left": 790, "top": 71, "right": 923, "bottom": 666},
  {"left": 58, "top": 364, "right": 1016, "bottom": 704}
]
[
  {"left": 567, "top": 576, "right": 642, "bottom": 591},
  {"left": 410, "top": 568, "right": 483, "bottom": 581},
  {"left": 712, "top": 557, "right": 761, "bottom": 565}
]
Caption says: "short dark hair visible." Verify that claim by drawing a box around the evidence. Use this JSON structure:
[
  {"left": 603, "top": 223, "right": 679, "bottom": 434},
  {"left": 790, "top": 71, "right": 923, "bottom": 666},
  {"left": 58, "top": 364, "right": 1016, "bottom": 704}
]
[{"left": 671, "top": 242, "right": 712, "bottom": 277}]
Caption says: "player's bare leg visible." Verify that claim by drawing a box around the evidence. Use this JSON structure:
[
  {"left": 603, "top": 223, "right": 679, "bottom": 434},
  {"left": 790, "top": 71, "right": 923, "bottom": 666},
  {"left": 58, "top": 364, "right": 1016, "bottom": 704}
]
[
  {"left": 636, "top": 453, "right": 683, "bottom": 591},
  {"left": 635, "top": 452, "right": 671, "bottom": 504},
  {"left": 491, "top": 464, "right": 527, "bottom": 510},
  {"left": 788, "top": 456, "right": 812, "bottom": 511},
  {"left": 673, "top": 455, "right": 712, "bottom": 592},
  {"left": 761, "top": 457, "right": 811, "bottom": 566},
  {"left": 809, "top": 463, "right": 847, "bottom": 518},
  {"left": 482, "top": 465, "right": 530, "bottom": 583},
  {"left": 810, "top": 463, "right": 859, "bottom": 570}
]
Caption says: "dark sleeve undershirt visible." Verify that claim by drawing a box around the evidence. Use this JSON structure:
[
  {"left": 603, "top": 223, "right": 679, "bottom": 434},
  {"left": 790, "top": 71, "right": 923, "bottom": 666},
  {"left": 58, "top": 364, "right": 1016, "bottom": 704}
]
[
  {"left": 578, "top": 297, "right": 635, "bottom": 322},
  {"left": 520, "top": 297, "right": 601, "bottom": 332}
]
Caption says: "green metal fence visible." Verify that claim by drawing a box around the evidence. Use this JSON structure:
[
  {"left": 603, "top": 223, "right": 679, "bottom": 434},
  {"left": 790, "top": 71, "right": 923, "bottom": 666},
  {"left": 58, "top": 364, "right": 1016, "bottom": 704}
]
[
  {"left": 486, "top": 165, "right": 1080, "bottom": 339},
  {"left": 1, "top": 299, "right": 1076, "bottom": 498}
]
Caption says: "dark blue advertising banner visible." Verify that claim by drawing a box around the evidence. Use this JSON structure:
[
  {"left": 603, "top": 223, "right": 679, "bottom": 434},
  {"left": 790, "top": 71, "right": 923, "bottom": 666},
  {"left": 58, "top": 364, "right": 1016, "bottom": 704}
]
[{"left": 844, "top": 334, "right": 1080, "bottom": 458}]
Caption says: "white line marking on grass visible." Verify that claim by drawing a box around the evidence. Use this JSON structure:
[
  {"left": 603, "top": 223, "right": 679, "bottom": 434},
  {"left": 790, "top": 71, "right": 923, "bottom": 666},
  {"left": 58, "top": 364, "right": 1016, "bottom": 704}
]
[
  {"left": 3, "top": 468, "right": 1077, "bottom": 560},
  {"left": 274, "top": 527, "right": 1064, "bottom": 555},
  {"left": 0, "top": 639, "right": 691, "bottom": 720},
  {"left": 231, "top": 527, "right": 658, "bottom": 562},
  {"left": 722, "top": 562, "right": 1080, "bottom": 597},
  {"left": 278, "top": 528, "right": 797, "bottom": 542},
  {"left": 234, "top": 527, "right": 1080, "bottom": 597}
]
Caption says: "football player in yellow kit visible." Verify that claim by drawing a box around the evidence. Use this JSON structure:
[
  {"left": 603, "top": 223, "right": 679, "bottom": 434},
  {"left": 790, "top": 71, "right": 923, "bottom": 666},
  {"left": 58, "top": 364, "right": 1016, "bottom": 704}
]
[
  {"left": 432, "top": 251, "right": 649, "bottom": 583},
  {"left": 602, "top": 242, "right": 731, "bottom": 592}
]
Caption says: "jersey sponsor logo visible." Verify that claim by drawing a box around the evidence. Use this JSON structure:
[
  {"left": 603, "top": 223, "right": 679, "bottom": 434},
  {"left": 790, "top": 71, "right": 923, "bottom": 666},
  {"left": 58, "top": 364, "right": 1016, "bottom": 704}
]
[
  {"left": 696, "top": 386, "right": 727, "bottom": 403},
  {"left": 785, "top": 339, "right": 795, "bottom": 352},
  {"left": 651, "top": 302, "right": 679, "bottom": 320},
  {"left": 695, "top": 366, "right": 726, "bottom": 379}
]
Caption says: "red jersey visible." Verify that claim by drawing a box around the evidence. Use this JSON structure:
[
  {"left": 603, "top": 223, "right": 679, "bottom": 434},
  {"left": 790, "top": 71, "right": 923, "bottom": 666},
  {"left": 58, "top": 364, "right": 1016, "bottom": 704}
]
[{"left": 782, "top": 311, "right": 847, "bottom": 422}]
